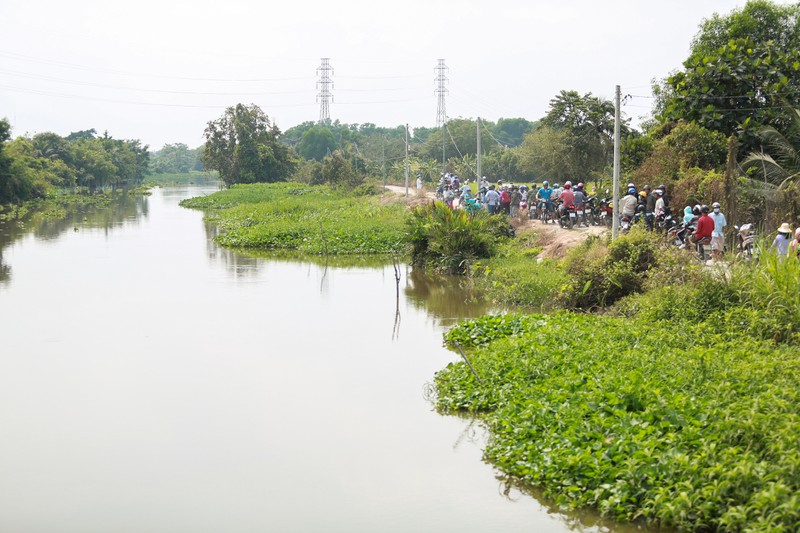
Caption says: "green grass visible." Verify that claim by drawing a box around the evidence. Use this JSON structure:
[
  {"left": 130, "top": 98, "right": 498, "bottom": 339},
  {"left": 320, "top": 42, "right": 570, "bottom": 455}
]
[
  {"left": 181, "top": 182, "right": 408, "bottom": 255},
  {"left": 470, "top": 233, "right": 566, "bottom": 310}
]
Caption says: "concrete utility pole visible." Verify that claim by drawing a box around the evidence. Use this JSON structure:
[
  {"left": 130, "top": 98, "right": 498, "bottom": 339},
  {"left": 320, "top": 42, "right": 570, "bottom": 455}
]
[
  {"left": 612, "top": 85, "right": 621, "bottom": 239},
  {"left": 316, "top": 58, "right": 333, "bottom": 123},
  {"left": 476, "top": 117, "right": 482, "bottom": 181},
  {"left": 405, "top": 124, "right": 410, "bottom": 197},
  {"left": 435, "top": 59, "right": 448, "bottom": 176}
]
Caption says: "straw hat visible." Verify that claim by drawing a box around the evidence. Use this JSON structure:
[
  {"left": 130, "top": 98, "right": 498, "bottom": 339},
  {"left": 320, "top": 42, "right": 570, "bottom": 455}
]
[{"left": 778, "top": 222, "right": 792, "bottom": 234}]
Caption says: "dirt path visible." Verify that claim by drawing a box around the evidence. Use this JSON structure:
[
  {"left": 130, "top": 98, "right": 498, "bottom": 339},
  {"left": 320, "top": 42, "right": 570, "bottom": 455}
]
[{"left": 381, "top": 185, "right": 609, "bottom": 259}]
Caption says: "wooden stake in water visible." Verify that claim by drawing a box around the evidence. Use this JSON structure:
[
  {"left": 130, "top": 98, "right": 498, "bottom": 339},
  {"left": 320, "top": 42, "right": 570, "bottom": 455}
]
[{"left": 454, "top": 342, "right": 483, "bottom": 384}]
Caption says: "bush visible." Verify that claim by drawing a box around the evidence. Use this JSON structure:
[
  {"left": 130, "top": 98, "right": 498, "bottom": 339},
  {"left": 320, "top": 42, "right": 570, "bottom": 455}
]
[
  {"left": 405, "top": 201, "right": 510, "bottom": 274},
  {"left": 561, "top": 228, "right": 658, "bottom": 309}
]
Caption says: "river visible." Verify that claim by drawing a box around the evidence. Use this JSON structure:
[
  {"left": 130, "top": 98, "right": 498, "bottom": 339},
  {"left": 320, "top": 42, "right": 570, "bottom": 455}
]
[{"left": 0, "top": 186, "right": 641, "bottom": 533}]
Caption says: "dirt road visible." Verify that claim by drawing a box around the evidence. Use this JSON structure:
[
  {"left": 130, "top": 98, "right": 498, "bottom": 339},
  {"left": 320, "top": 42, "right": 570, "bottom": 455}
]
[{"left": 381, "top": 184, "right": 609, "bottom": 259}]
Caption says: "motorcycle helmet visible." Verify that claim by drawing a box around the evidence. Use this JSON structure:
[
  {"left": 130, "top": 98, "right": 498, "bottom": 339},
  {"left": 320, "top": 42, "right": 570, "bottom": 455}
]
[
  {"left": 712, "top": 202, "right": 720, "bottom": 208},
  {"left": 564, "top": 181, "right": 572, "bottom": 189},
  {"left": 700, "top": 204, "right": 710, "bottom": 213},
  {"left": 543, "top": 180, "right": 549, "bottom": 186},
  {"left": 653, "top": 189, "right": 662, "bottom": 196},
  {"left": 627, "top": 187, "right": 636, "bottom": 195},
  {"left": 627, "top": 182, "right": 635, "bottom": 189},
  {"left": 643, "top": 184, "right": 651, "bottom": 191},
  {"left": 577, "top": 182, "right": 584, "bottom": 189},
  {"left": 553, "top": 183, "right": 559, "bottom": 189}
]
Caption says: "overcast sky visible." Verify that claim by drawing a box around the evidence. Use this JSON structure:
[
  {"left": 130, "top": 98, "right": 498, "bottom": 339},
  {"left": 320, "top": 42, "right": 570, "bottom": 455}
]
[{"left": 0, "top": 0, "right": 779, "bottom": 150}]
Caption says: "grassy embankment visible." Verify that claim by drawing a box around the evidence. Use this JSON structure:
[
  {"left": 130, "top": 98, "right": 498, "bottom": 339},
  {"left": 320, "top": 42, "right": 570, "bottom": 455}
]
[{"left": 180, "top": 182, "right": 408, "bottom": 255}]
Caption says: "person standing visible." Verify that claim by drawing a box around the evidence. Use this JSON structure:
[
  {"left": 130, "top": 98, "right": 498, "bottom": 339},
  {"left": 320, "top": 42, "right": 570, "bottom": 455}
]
[
  {"left": 484, "top": 185, "right": 500, "bottom": 215},
  {"left": 791, "top": 227, "right": 800, "bottom": 258},
  {"left": 416, "top": 175, "right": 423, "bottom": 193},
  {"left": 510, "top": 185, "right": 522, "bottom": 217},
  {"left": 773, "top": 223, "right": 793, "bottom": 257},
  {"left": 709, "top": 201, "right": 727, "bottom": 262}
]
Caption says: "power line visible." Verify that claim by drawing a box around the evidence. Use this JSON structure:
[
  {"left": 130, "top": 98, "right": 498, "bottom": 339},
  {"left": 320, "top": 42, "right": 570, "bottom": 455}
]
[{"left": 0, "top": 50, "right": 313, "bottom": 83}]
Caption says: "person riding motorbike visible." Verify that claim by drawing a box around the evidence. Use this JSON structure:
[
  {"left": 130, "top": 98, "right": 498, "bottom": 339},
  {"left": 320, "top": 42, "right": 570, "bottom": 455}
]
[{"left": 618, "top": 187, "right": 638, "bottom": 221}]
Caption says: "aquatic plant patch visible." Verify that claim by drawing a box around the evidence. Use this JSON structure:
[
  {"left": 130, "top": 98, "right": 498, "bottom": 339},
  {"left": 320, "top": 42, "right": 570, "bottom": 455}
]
[
  {"left": 181, "top": 182, "right": 408, "bottom": 255},
  {"left": 437, "top": 312, "right": 800, "bottom": 531}
]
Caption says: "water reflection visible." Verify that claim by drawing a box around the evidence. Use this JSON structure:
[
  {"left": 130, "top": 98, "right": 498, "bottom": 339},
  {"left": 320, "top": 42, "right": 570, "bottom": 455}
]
[
  {"left": 404, "top": 267, "right": 504, "bottom": 327},
  {"left": 0, "top": 192, "right": 149, "bottom": 285}
]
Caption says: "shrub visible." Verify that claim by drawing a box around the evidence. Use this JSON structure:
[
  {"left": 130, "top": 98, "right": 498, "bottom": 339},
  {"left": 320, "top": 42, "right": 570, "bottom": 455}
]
[
  {"left": 561, "top": 228, "right": 658, "bottom": 309},
  {"left": 405, "top": 201, "right": 510, "bottom": 274}
]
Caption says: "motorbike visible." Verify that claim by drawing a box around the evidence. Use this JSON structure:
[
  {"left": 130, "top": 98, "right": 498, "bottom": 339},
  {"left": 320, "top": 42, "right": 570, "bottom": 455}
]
[
  {"left": 559, "top": 203, "right": 577, "bottom": 229},
  {"left": 598, "top": 197, "right": 614, "bottom": 227},
  {"left": 584, "top": 196, "right": 600, "bottom": 225},
  {"left": 735, "top": 223, "right": 756, "bottom": 260},
  {"left": 656, "top": 207, "right": 676, "bottom": 233},
  {"left": 667, "top": 221, "right": 694, "bottom": 248}
]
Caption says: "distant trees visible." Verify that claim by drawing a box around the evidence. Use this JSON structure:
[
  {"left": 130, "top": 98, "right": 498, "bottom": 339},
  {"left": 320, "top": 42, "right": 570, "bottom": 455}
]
[
  {"left": 203, "top": 104, "right": 295, "bottom": 186},
  {"left": 0, "top": 122, "right": 150, "bottom": 204},
  {"left": 150, "top": 143, "right": 203, "bottom": 174}
]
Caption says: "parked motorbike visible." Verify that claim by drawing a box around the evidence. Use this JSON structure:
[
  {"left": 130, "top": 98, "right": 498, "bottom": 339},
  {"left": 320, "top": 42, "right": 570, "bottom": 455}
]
[{"left": 736, "top": 223, "right": 756, "bottom": 260}]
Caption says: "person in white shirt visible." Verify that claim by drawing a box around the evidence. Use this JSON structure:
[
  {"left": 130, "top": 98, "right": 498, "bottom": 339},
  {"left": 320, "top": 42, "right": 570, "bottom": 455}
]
[{"left": 709, "top": 201, "right": 727, "bottom": 261}]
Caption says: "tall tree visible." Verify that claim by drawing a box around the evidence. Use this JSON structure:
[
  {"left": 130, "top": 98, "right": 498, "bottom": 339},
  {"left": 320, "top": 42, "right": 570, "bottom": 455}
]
[
  {"left": 540, "top": 90, "right": 625, "bottom": 178},
  {"left": 203, "top": 104, "right": 295, "bottom": 186}
]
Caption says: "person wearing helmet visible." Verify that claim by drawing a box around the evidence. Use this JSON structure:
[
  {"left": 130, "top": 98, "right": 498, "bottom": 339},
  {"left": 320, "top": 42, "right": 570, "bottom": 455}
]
[
  {"left": 709, "top": 201, "right": 727, "bottom": 261},
  {"left": 618, "top": 186, "right": 638, "bottom": 219},
  {"left": 559, "top": 181, "right": 575, "bottom": 216},
  {"left": 573, "top": 182, "right": 587, "bottom": 225},
  {"left": 653, "top": 189, "right": 665, "bottom": 218},
  {"left": 691, "top": 205, "right": 714, "bottom": 260},
  {"left": 536, "top": 181, "right": 555, "bottom": 221}
]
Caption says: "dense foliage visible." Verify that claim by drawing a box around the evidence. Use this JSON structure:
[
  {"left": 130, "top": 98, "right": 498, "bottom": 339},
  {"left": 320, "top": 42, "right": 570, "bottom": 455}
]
[
  {"left": 0, "top": 123, "right": 149, "bottom": 204},
  {"left": 202, "top": 104, "right": 296, "bottom": 186},
  {"left": 180, "top": 182, "right": 406, "bottom": 254}
]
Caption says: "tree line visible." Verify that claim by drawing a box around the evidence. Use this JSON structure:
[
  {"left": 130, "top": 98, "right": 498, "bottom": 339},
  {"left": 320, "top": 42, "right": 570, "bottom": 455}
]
[
  {"left": 5, "top": 0, "right": 799, "bottom": 230},
  {"left": 198, "top": 1, "right": 800, "bottom": 230},
  {"left": 0, "top": 126, "right": 149, "bottom": 204}
]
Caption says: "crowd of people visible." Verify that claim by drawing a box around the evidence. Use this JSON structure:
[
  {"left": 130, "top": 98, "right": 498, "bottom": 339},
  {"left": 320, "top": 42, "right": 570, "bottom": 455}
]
[{"left": 430, "top": 173, "right": 800, "bottom": 260}]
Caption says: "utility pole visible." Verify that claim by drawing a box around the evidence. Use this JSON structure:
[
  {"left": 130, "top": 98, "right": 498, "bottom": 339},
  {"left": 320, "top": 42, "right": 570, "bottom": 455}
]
[
  {"left": 435, "top": 59, "right": 448, "bottom": 176},
  {"left": 612, "top": 85, "right": 621, "bottom": 239},
  {"left": 405, "top": 124, "right": 410, "bottom": 198},
  {"left": 316, "top": 58, "right": 333, "bottom": 124},
  {"left": 476, "top": 117, "right": 482, "bottom": 181}
]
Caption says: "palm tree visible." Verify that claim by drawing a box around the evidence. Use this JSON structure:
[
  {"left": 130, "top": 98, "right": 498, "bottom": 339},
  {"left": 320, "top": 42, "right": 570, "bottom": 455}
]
[{"left": 741, "top": 108, "right": 800, "bottom": 226}]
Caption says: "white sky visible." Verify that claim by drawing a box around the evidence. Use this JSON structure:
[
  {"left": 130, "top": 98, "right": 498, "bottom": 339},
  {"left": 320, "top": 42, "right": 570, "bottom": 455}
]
[{"left": 0, "top": 0, "right": 775, "bottom": 150}]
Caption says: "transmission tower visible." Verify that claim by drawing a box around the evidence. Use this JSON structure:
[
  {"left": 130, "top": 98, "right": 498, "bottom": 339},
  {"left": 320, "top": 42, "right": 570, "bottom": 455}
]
[
  {"left": 317, "top": 58, "right": 334, "bottom": 124},
  {"left": 434, "top": 59, "right": 448, "bottom": 127}
]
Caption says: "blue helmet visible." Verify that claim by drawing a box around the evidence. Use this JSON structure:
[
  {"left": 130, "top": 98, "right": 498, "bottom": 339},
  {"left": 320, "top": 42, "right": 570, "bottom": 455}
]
[
  {"left": 628, "top": 187, "right": 636, "bottom": 194},
  {"left": 553, "top": 183, "right": 560, "bottom": 188},
  {"left": 543, "top": 180, "right": 549, "bottom": 186}
]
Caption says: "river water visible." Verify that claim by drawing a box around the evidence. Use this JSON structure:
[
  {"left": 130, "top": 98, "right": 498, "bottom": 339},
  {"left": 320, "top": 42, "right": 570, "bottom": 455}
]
[{"left": 0, "top": 186, "right": 638, "bottom": 533}]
